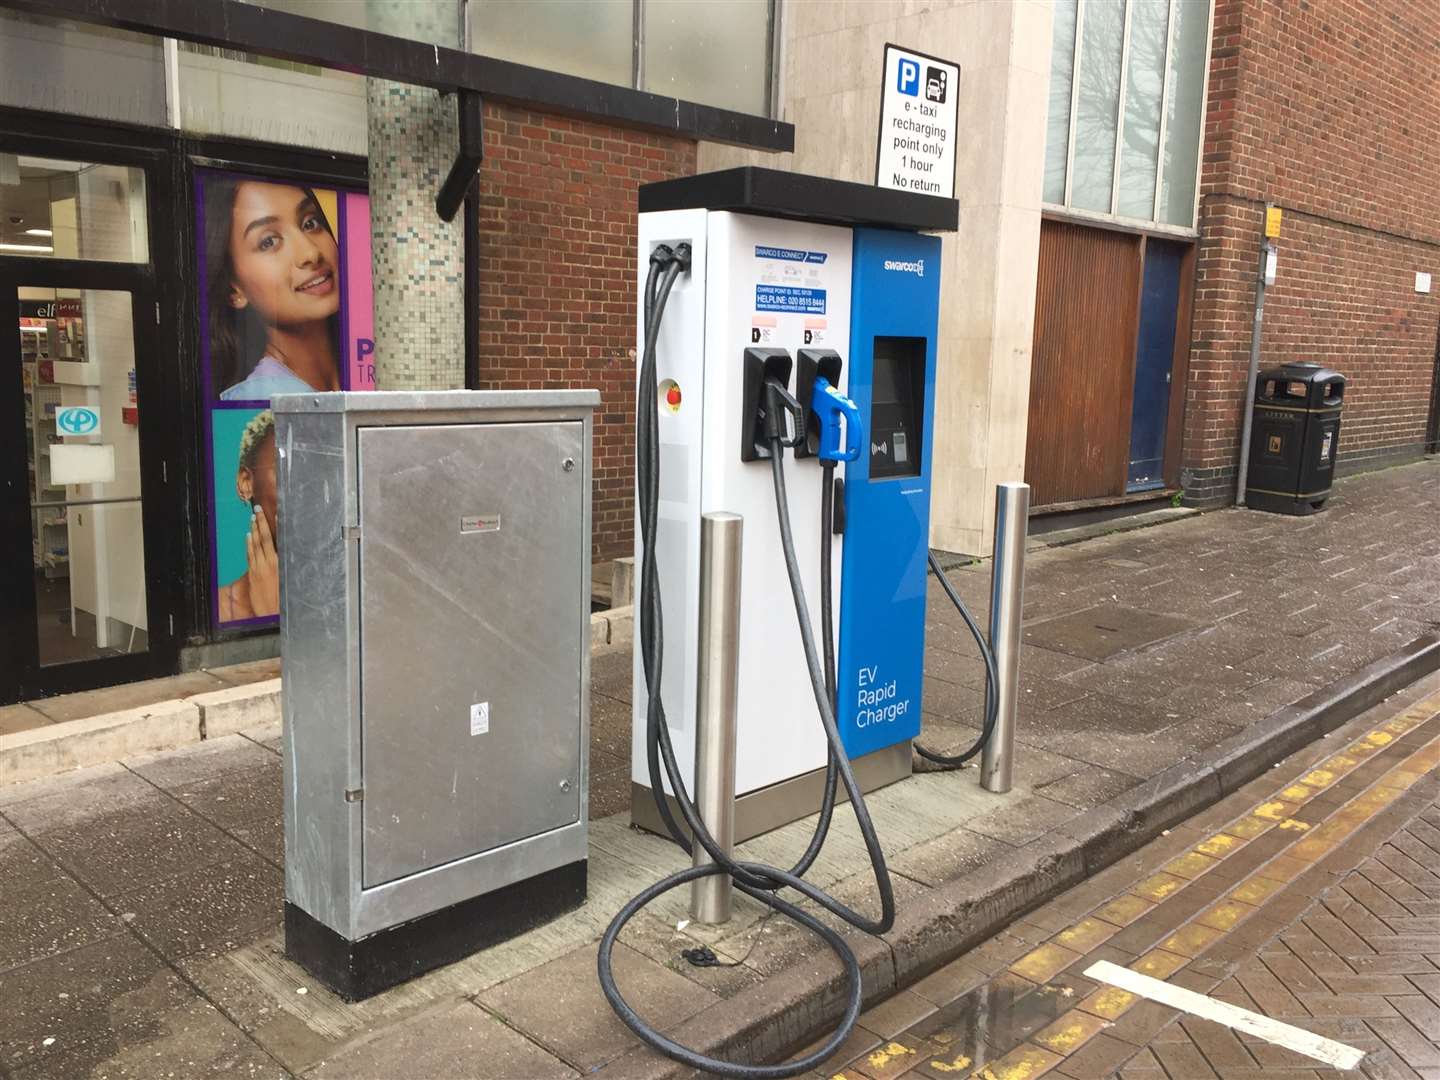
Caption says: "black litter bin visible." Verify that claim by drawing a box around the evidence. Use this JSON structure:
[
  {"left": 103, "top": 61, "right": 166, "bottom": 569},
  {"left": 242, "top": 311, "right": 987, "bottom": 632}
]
[{"left": 1245, "top": 362, "right": 1345, "bottom": 515}]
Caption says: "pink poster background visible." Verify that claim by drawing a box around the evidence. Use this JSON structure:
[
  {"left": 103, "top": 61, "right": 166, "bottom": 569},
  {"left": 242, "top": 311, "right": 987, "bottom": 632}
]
[{"left": 345, "top": 192, "right": 375, "bottom": 391}]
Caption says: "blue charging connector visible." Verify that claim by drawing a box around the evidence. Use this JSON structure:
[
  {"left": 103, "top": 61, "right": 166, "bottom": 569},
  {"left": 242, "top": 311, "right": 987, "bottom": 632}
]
[{"left": 810, "top": 376, "right": 862, "bottom": 462}]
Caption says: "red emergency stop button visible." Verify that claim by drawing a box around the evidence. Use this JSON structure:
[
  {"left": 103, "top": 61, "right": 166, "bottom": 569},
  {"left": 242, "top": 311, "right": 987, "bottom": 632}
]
[{"left": 660, "top": 379, "right": 682, "bottom": 413}]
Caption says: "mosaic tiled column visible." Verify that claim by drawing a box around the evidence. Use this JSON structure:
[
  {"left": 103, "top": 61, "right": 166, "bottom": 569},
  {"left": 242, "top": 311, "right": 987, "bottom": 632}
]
[{"left": 365, "top": 4, "right": 465, "bottom": 390}]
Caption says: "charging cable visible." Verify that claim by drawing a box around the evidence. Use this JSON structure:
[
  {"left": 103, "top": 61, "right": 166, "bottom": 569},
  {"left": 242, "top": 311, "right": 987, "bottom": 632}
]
[
  {"left": 598, "top": 243, "right": 896, "bottom": 1079},
  {"left": 912, "top": 551, "right": 1001, "bottom": 768}
]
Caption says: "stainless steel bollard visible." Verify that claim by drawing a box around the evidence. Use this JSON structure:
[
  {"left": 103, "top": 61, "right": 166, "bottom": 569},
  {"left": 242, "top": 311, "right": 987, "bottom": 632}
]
[
  {"left": 691, "top": 512, "right": 743, "bottom": 924},
  {"left": 981, "top": 482, "right": 1029, "bottom": 794}
]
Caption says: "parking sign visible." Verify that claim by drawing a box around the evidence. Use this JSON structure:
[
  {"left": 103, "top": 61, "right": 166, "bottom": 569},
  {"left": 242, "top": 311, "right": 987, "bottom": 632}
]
[{"left": 876, "top": 44, "right": 960, "bottom": 200}]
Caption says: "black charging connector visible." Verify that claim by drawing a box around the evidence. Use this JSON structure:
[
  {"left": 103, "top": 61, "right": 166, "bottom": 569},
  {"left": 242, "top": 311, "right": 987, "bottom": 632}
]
[
  {"left": 794, "top": 348, "right": 843, "bottom": 460},
  {"left": 741, "top": 348, "right": 804, "bottom": 461}
]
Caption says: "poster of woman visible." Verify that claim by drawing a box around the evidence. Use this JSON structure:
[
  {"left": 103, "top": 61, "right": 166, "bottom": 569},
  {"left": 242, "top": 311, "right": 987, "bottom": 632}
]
[{"left": 198, "top": 168, "right": 374, "bottom": 628}]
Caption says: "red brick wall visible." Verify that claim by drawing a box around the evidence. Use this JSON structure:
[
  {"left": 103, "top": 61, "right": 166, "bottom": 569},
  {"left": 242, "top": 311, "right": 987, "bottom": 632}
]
[
  {"left": 1183, "top": 0, "right": 1440, "bottom": 502},
  {"left": 474, "top": 102, "right": 696, "bottom": 560}
]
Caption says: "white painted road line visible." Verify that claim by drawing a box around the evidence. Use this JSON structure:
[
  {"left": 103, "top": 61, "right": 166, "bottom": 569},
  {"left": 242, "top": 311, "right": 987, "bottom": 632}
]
[{"left": 1084, "top": 960, "right": 1366, "bottom": 1071}]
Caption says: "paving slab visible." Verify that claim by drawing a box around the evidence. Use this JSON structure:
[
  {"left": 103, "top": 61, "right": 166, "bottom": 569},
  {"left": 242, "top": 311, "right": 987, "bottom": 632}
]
[
  {"left": 124, "top": 733, "right": 277, "bottom": 790},
  {"left": 169, "top": 762, "right": 282, "bottom": 832},
  {"left": 0, "top": 868, "right": 124, "bottom": 974},
  {"left": 113, "top": 850, "right": 284, "bottom": 962},
  {"left": 308, "top": 1001, "right": 578, "bottom": 1079},
  {"left": 1023, "top": 603, "right": 1201, "bottom": 662},
  {"left": 27, "top": 671, "right": 230, "bottom": 723},
  {"left": 0, "top": 703, "right": 50, "bottom": 736},
  {"left": 0, "top": 932, "right": 195, "bottom": 1075},
  {"left": 0, "top": 763, "right": 165, "bottom": 834},
  {"left": 209, "top": 658, "right": 284, "bottom": 686},
  {"left": 477, "top": 942, "right": 717, "bottom": 1072},
  {"left": 35, "top": 796, "right": 253, "bottom": 898},
  {"left": 10, "top": 1000, "right": 287, "bottom": 1080}
]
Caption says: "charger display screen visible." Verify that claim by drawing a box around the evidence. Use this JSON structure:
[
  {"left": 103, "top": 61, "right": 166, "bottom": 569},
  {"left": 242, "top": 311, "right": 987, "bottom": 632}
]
[{"left": 869, "top": 337, "right": 925, "bottom": 480}]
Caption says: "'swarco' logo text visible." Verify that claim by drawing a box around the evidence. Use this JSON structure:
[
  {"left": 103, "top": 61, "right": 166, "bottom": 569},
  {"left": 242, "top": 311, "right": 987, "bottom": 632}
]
[{"left": 883, "top": 258, "right": 925, "bottom": 277}]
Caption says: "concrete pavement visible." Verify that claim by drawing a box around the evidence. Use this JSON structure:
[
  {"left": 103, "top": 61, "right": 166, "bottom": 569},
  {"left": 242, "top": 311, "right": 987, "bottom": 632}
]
[{"left": 0, "top": 459, "right": 1437, "bottom": 1079}]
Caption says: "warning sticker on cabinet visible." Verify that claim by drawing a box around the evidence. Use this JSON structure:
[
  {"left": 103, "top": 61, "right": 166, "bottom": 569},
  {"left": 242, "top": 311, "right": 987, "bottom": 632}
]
[
  {"left": 755, "top": 284, "right": 826, "bottom": 315},
  {"left": 470, "top": 701, "right": 490, "bottom": 736}
]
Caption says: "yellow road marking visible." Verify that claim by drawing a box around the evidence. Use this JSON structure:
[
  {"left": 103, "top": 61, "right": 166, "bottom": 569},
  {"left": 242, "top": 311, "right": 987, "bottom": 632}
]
[
  {"left": 1161, "top": 922, "right": 1226, "bottom": 957},
  {"left": 926, "top": 1052, "right": 973, "bottom": 1073},
  {"left": 1011, "top": 943, "right": 1082, "bottom": 984},
  {"left": 1132, "top": 949, "right": 1188, "bottom": 980},
  {"left": 1134, "top": 872, "right": 1188, "bottom": 902},
  {"left": 1196, "top": 900, "right": 1253, "bottom": 932},
  {"left": 867, "top": 1042, "right": 913, "bottom": 1065},
  {"left": 1093, "top": 894, "right": 1153, "bottom": 927},
  {"left": 1031, "top": 1011, "right": 1109, "bottom": 1055},
  {"left": 1195, "top": 833, "right": 1243, "bottom": 857},
  {"left": 1163, "top": 851, "right": 1220, "bottom": 880},
  {"left": 1079, "top": 985, "right": 1137, "bottom": 1019},
  {"left": 974, "top": 1043, "right": 1063, "bottom": 1080},
  {"left": 1054, "top": 917, "right": 1119, "bottom": 953}
]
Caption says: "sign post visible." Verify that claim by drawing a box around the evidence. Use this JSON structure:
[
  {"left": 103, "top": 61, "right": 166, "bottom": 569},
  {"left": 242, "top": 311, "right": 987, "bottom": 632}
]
[{"left": 876, "top": 44, "right": 960, "bottom": 199}]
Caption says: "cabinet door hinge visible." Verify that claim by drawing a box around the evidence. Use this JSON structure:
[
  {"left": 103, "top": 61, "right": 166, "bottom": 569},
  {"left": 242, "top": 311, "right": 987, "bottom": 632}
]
[{"left": 344, "top": 787, "right": 364, "bottom": 803}]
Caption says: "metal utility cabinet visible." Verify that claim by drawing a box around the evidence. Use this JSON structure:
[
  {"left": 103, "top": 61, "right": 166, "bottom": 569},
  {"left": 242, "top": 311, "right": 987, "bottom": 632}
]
[{"left": 274, "top": 390, "right": 597, "bottom": 1000}]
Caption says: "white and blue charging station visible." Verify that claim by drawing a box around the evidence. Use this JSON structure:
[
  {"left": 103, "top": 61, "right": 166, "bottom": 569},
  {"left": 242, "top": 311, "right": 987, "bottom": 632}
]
[{"left": 631, "top": 169, "right": 954, "bottom": 839}]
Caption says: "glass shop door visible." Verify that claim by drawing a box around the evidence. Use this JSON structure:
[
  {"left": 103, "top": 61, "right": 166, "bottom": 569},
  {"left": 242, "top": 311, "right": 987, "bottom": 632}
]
[{"left": 0, "top": 265, "right": 174, "bottom": 702}]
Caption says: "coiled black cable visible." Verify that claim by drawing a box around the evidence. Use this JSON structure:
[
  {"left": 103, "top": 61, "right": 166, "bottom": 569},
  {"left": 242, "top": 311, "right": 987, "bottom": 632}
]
[
  {"left": 912, "top": 550, "right": 1001, "bottom": 768},
  {"left": 598, "top": 244, "right": 895, "bottom": 1078}
]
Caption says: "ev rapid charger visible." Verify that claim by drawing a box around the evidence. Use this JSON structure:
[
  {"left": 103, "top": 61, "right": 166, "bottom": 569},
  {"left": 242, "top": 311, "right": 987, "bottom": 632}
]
[{"left": 631, "top": 169, "right": 951, "bottom": 840}]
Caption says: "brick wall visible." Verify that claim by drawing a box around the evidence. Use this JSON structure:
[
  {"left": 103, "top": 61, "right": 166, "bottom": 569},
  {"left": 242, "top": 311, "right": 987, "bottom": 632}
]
[
  {"left": 1183, "top": 0, "right": 1440, "bottom": 504},
  {"left": 473, "top": 102, "right": 696, "bottom": 560}
]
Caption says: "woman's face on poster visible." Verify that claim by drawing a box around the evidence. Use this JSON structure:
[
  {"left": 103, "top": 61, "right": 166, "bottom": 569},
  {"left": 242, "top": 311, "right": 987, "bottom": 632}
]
[{"left": 227, "top": 182, "right": 340, "bottom": 330}]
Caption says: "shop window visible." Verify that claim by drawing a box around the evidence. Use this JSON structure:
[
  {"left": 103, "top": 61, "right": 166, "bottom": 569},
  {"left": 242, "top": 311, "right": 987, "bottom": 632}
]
[
  {"left": 0, "top": 13, "right": 167, "bottom": 128},
  {"left": 176, "top": 43, "right": 368, "bottom": 156},
  {"left": 469, "top": 0, "right": 776, "bottom": 117},
  {"left": 470, "top": 0, "right": 632, "bottom": 87},
  {"left": 0, "top": 157, "right": 149, "bottom": 264},
  {"left": 237, "top": 0, "right": 464, "bottom": 47},
  {"left": 1041, "top": 0, "right": 1213, "bottom": 230},
  {"left": 185, "top": 1, "right": 465, "bottom": 154},
  {"left": 642, "top": 0, "right": 772, "bottom": 117}
]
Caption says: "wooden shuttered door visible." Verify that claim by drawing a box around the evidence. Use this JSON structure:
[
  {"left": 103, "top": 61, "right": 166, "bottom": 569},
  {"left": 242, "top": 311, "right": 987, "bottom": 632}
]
[{"left": 1024, "top": 220, "right": 1143, "bottom": 507}]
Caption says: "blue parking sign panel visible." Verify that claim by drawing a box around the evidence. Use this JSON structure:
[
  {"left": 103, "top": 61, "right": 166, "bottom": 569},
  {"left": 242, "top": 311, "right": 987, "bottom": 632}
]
[{"left": 897, "top": 58, "right": 920, "bottom": 96}]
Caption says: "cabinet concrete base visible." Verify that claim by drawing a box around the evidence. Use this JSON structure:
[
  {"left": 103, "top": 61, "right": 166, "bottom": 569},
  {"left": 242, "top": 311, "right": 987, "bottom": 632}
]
[{"left": 284, "top": 860, "right": 587, "bottom": 1001}]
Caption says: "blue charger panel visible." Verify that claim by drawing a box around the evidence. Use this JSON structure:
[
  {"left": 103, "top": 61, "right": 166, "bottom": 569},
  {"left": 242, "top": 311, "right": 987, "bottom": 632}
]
[{"left": 836, "top": 227, "right": 942, "bottom": 759}]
